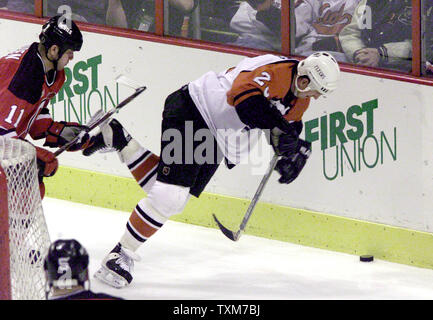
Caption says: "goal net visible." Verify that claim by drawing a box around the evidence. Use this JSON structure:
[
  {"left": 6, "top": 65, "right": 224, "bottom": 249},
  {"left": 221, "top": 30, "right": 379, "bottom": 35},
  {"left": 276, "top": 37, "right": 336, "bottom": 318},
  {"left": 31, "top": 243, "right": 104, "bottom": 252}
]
[{"left": 0, "top": 137, "right": 51, "bottom": 300}]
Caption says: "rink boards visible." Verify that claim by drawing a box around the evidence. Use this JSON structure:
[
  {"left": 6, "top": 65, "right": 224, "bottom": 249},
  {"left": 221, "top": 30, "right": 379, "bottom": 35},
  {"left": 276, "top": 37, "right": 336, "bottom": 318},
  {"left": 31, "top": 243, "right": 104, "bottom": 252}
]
[{"left": 1, "top": 19, "right": 433, "bottom": 269}]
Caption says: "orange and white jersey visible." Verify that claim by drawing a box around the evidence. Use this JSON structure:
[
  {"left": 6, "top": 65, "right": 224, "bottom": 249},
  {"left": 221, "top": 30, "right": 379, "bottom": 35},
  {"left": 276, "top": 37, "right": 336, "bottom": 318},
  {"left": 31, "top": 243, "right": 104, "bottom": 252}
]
[
  {"left": 188, "top": 54, "right": 310, "bottom": 164},
  {"left": 0, "top": 43, "right": 65, "bottom": 140}
]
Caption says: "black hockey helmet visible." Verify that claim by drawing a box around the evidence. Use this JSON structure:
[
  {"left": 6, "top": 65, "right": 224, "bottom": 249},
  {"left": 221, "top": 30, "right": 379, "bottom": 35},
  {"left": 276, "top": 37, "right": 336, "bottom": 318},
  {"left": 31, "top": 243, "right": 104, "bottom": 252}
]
[
  {"left": 39, "top": 15, "right": 83, "bottom": 59},
  {"left": 44, "top": 239, "right": 89, "bottom": 289}
]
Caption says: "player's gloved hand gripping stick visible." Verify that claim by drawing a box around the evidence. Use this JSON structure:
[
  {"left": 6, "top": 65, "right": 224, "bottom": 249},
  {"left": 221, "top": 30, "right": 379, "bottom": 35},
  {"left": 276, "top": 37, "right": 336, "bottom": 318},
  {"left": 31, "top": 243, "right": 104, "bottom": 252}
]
[
  {"left": 213, "top": 153, "right": 280, "bottom": 241},
  {"left": 54, "top": 75, "right": 146, "bottom": 157},
  {"left": 213, "top": 130, "right": 311, "bottom": 241}
]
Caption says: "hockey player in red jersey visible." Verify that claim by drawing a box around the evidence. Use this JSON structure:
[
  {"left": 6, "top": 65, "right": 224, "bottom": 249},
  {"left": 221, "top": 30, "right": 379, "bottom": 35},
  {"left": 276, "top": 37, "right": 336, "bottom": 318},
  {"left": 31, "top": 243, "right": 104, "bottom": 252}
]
[
  {"left": 44, "top": 239, "right": 123, "bottom": 300},
  {"left": 0, "top": 15, "right": 90, "bottom": 198},
  {"left": 83, "top": 52, "right": 341, "bottom": 288}
]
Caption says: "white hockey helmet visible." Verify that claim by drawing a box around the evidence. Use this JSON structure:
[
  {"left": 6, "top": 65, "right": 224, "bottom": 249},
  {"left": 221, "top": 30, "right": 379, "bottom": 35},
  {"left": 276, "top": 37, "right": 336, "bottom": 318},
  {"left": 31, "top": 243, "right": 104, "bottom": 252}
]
[{"left": 295, "top": 52, "right": 340, "bottom": 97}]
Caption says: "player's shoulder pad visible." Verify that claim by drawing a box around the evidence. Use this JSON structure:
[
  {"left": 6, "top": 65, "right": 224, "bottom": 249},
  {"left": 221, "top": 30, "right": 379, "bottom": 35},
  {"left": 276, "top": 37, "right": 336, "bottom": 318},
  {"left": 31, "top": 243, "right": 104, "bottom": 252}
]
[
  {"left": 271, "top": 56, "right": 299, "bottom": 66},
  {"left": 8, "top": 43, "right": 45, "bottom": 105}
]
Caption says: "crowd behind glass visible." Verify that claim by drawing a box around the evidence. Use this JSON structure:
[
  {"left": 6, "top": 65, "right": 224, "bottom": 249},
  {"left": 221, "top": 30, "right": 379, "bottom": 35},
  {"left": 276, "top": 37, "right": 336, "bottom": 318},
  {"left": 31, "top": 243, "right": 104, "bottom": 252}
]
[{"left": 1, "top": 0, "right": 431, "bottom": 75}]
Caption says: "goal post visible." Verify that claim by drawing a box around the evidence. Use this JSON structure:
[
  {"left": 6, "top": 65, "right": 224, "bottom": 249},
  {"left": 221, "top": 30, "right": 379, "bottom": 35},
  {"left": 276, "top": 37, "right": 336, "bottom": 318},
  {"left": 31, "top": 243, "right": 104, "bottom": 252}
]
[
  {"left": 0, "top": 165, "right": 11, "bottom": 300},
  {"left": 0, "top": 137, "right": 51, "bottom": 300}
]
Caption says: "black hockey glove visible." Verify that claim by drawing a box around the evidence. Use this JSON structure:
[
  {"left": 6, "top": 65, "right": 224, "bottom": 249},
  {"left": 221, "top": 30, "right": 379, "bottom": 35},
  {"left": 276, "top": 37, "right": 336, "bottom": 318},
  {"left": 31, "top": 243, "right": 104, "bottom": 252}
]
[
  {"left": 268, "top": 128, "right": 299, "bottom": 157},
  {"left": 44, "top": 121, "right": 91, "bottom": 151},
  {"left": 275, "top": 139, "right": 311, "bottom": 184}
]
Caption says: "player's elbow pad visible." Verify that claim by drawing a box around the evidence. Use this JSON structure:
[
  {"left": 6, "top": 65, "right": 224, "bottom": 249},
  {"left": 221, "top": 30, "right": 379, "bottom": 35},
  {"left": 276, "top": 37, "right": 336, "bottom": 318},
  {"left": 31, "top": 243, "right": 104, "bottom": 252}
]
[
  {"left": 235, "top": 95, "right": 295, "bottom": 134},
  {"left": 235, "top": 95, "right": 280, "bottom": 130}
]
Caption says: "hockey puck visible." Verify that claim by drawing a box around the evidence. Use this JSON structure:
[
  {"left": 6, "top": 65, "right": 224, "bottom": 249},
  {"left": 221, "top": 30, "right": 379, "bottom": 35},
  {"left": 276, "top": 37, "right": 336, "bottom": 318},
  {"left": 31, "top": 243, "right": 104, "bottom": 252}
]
[{"left": 360, "top": 255, "right": 374, "bottom": 262}]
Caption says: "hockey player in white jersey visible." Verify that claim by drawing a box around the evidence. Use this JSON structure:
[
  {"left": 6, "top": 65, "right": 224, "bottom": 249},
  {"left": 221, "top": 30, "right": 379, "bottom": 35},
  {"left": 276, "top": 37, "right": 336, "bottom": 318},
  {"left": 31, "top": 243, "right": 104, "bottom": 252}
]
[
  {"left": 82, "top": 52, "right": 340, "bottom": 288},
  {"left": 294, "top": 0, "right": 362, "bottom": 61}
]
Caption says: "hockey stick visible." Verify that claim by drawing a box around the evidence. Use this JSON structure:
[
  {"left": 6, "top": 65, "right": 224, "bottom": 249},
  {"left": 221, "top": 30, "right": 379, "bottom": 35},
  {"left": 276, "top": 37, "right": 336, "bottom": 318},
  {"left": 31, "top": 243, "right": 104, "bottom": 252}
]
[
  {"left": 53, "top": 75, "right": 146, "bottom": 157},
  {"left": 213, "top": 153, "right": 280, "bottom": 241}
]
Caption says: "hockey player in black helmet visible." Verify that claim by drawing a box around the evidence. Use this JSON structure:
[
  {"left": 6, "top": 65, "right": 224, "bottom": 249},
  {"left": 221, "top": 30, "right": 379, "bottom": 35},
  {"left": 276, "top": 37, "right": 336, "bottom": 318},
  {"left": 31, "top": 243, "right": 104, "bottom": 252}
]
[
  {"left": 0, "top": 14, "right": 91, "bottom": 200},
  {"left": 39, "top": 14, "right": 83, "bottom": 71},
  {"left": 44, "top": 239, "right": 122, "bottom": 300}
]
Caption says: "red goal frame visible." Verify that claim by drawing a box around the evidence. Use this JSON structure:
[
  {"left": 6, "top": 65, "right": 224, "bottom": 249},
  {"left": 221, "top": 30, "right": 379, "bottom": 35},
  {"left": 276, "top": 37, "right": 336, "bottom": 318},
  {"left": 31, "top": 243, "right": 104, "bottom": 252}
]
[{"left": 0, "top": 166, "right": 11, "bottom": 300}]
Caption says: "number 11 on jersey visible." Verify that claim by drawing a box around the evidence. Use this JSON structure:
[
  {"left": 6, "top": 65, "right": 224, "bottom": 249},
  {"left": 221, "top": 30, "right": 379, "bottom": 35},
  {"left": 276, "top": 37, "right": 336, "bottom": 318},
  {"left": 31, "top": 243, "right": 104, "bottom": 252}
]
[{"left": 4, "top": 105, "right": 24, "bottom": 127}]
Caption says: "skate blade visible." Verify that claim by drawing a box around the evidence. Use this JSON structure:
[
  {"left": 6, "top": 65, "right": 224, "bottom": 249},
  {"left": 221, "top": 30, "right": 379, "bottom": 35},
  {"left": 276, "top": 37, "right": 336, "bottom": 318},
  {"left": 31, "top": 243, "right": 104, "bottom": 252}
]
[{"left": 94, "top": 266, "right": 129, "bottom": 289}]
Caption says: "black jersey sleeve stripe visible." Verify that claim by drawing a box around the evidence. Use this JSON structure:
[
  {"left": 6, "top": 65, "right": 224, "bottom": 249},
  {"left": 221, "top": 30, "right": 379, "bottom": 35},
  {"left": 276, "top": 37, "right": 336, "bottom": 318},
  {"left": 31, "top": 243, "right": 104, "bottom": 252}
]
[
  {"left": 232, "top": 88, "right": 262, "bottom": 104},
  {"left": 0, "top": 127, "right": 16, "bottom": 137},
  {"left": 235, "top": 95, "right": 296, "bottom": 134}
]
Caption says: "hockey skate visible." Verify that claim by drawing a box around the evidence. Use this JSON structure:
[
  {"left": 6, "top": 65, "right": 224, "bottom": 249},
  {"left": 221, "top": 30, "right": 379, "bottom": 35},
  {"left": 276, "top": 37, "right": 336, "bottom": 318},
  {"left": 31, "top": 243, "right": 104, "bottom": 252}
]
[
  {"left": 82, "top": 118, "right": 132, "bottom": 156},
  {"left": 94, "top": 243, "right": 140, "bottom": 289}
]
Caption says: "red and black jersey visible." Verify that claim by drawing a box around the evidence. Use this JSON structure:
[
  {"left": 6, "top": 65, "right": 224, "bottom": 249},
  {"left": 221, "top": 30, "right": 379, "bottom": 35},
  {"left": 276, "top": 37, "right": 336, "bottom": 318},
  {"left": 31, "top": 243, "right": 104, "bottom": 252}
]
[
  {"left": 50, "top": 290, "right": 123, "bottom": 300},
  {"left": 0, "top": 42, "right": 65, "bottom": 140}
]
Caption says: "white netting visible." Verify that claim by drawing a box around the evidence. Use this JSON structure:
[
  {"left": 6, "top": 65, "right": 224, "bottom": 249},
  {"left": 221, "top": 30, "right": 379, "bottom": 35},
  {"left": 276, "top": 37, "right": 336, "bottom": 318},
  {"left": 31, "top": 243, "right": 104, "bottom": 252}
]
[{"left": 0, "top": 137, "right": 51, "bottom": 300}]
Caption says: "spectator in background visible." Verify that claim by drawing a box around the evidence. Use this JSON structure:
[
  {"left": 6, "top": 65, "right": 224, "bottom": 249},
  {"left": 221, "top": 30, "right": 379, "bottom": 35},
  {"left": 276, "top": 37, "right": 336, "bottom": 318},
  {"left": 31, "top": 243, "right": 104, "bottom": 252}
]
[
  {"left": 229, "top": 0, "right": 281, "bottom": 51},
  {"left": 106, "top": 0, "right": 128, "bottom": 27},
  {"left": 106, "top": 0, "right": 144, "bottom": 29},
  {"left": 116, "top": 0, "right": 152, "bottom": 30},
  {"left": 47, "top": 0, "right": 127, "bottom": 27},
  {"left": 339, "top": 0, "right": 412, "bottom": 72},
  {"left": 2, "top": 0, "right": 198, "bottom": 35},
  {"left": 118, "top": 0, "right": 198, "bottom": 36},
  {"left": 3, "top": 0, "right": 127, "bottom": 27},
  {"left": 423, "top": 1, "right": 433, "bottom": 75},
  {"left": 44, "top": 239, "right": 123, "bottom": 300},
  {"left": 2, "top": 0, "right": 33, "bottom": 13},
  {"left": 294, "top": 0, "right": 362, "bottom": 62},
  {"left": 47, "top": 1, "right": 110, "bottom": 25},
  {"left": 167, "top": 0, "right": 199, "bottom": 36}
]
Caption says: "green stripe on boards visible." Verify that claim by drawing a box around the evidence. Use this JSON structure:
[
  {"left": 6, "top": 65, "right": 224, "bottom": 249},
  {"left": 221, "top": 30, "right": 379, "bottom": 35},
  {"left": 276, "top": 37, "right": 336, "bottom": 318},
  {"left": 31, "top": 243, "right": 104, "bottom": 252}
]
[{"left": 44, "top": 166, "right": 433, "bottom": 270}]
